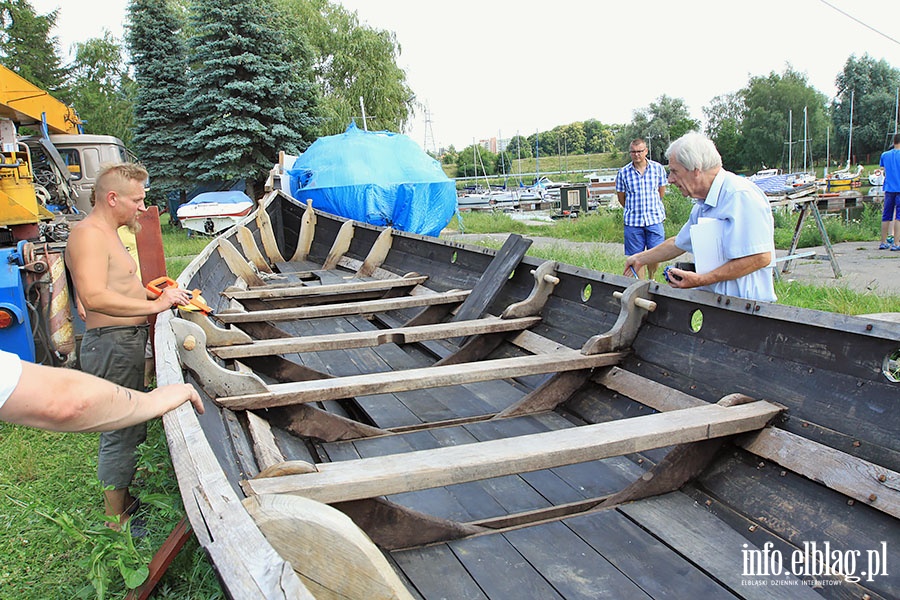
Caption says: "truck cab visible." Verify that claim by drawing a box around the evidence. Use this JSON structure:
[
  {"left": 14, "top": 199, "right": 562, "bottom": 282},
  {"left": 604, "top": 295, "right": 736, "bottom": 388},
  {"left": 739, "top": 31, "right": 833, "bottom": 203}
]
[{"left": 23, "top": 133, "right": 138, "bottom": 214}]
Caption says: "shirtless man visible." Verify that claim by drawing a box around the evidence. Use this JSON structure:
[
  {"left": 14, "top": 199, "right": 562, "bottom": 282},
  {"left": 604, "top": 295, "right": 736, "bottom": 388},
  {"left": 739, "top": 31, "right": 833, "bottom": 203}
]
[{"left": 65, "top": 163, "right": 193, "bottom": 525}]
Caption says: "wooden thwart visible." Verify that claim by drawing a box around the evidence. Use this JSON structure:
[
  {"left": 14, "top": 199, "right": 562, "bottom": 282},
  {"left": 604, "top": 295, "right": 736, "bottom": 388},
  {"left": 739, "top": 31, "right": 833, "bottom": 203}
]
[
  {"left": 244, "top": 400, "right": 782, "bottom": 502},
  {"left": 223, "top": 275, "right": 428, "bottom": 301},
  {"left": 213, "top": 316, "right": 541, "bottom": 359},
  {"left": 218, "top": 350, "right": 627, "bottom": 411},
  {"left": 214, "top": 289, "right": 471, "bottom": 324}
]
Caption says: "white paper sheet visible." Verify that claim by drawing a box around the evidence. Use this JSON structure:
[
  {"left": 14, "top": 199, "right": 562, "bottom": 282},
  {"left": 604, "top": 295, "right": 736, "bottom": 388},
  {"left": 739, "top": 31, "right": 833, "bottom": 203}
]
[{"left": 690, "top": 217, "right": 727, "bottom": 274}]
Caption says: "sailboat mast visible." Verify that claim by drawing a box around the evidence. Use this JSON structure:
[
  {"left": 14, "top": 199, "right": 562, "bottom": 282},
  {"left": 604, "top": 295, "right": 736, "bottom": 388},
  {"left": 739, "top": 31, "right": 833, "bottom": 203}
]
[
  {"left": 788, "top": 109, "right": 793, "bottom": 173},
  {"left": 846, "top": 90, "right": 854, "bottom": 170},
  {"left": 803, "top": 106, "right": 808, "bottom": 172}
]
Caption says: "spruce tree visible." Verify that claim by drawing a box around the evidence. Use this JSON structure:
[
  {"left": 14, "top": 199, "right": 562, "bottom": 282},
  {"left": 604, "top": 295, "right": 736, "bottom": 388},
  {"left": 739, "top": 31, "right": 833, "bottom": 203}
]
[
  {"left": 0, "top": 0, "right": 66, "bottom": 95},
  {"left": 186, "top": 0, "right": 318, "bottom": 197},
  {"left": 126, "top": 0, "right": 193, "bottom": 212}
]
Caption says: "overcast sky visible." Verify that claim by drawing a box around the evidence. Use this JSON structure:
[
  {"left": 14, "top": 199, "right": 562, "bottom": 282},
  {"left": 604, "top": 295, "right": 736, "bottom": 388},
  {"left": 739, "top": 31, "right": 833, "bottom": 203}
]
[{"left": 30, "top": 0, "right": 900, "bottom": 151}]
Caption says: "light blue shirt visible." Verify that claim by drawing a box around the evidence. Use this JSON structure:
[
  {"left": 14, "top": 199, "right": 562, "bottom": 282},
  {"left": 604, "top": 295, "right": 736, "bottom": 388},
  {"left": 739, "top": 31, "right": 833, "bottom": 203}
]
[
  {"left": 615, "top": 160, "right": 667, "bottom": 227},
  {"left": 0, "top": 349, "right": 23, "bottom": 409},
  {"left": 879, "top": 148, "right": 900, "bottom": 192},
  {"left": 674, "top": 169, "right": 776, "bottom": 303}
]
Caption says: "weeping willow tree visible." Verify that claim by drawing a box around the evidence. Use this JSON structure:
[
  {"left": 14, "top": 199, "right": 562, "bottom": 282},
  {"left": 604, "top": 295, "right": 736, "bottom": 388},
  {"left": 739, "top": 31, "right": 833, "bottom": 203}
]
[{"left": 277, "top": 0, "right": 416, "bottom": 136}]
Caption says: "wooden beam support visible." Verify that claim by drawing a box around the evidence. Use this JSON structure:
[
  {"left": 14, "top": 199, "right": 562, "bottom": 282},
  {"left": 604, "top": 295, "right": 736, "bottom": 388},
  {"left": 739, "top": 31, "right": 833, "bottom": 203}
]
[
  {"left": 290, "top": 200, "right": 316, "bottom": 262},
  {"left": 332, "top": 498, "right": 485, "bottom": 551},
  {"left": 357, "top": 227, "right": 393, "bottom": 277},
  {"left": 500, "top": 261, "right": 560, "bottom": 319},
  {"left": 222, "top": 274, "right": 429, "bottom": 301},
  {"left": 217, "top": 237, "right": 266, "bottom": 288},
  {"left": 255, "top": 194, "right": 286, "bottom": 264},
  {"left": 218, "top": 350, "right": 627, "bottom": 411},
  {"left": 214, "top": 289, "right": 471, "bottom": 324},
  {"left": 246, "top": 410, "right": 285, "bottom": 471},
  {"left": 179, "top": 310, "right": 253, "bottom": 347},
  {"left": 213, "top": 316, "right": 540, "bottom": 360},
  {"left": 268, "top": 403, "right": 389, "bottom": 442},
  {"left": 494, "top": 369, "right": 592, "bottom": 418},
  {"left": 171, "top": 318, "right": 268, "bottom": 398},
  {"left": 451, "top": 233, "right": 532, "bottom": 323},
  {"left": 236, "top": 225, "right": 274, "bottom": 273},
  {"left": 322, "top": 220, "right": 354, "bottom": 270},
  {"left": 243, "top": 400, "right": 782, "bottom": 502},
  {"left": 581, "top": 280, "right": 655, "bottom": 354}
]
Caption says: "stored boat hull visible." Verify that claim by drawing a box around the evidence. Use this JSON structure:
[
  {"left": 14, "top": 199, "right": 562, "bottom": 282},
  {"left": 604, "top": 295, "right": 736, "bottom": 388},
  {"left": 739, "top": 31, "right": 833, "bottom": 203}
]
[{"left": 157, "top": 189, "right": 900, "bottom": 599}]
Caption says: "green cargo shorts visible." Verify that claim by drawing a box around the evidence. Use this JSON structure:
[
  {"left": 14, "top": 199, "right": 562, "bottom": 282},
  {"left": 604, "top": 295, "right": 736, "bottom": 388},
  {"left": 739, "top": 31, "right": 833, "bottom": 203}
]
[{"left": 80, "top": 324, "right": 149, "bottom": 490}]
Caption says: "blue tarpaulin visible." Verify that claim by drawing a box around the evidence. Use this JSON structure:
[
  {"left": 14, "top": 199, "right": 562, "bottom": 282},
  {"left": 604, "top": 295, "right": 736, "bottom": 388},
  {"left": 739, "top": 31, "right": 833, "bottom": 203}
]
[{"left": 286, "top": 122, "right": 456, "bottom": 237}]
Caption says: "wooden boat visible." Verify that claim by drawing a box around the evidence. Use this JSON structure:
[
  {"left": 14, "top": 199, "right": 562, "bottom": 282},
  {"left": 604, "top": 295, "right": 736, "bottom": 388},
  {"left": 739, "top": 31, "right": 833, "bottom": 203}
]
[{"left": 155, "top": 182, "right": 900, "bottom": 599}]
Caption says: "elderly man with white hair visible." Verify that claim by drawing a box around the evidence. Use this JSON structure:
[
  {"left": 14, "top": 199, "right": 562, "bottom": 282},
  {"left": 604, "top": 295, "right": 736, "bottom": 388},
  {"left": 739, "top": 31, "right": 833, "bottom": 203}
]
[{"left": 624, "top": 132, "right": 776, "bottom": 302}]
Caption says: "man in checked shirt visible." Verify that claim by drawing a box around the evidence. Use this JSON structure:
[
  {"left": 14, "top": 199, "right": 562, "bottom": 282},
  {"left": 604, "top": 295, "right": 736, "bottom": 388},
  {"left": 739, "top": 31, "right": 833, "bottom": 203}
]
[{"left": 615, "top": 138, "right": 668, "bottom": 279}]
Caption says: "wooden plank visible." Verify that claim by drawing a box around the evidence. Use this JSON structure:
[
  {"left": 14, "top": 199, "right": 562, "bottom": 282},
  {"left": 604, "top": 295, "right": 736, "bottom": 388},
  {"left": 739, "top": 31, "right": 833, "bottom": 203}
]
[
  {"left": 218, "top": 350, "right": 627, "bottom": 410},
  {"left": 595, "top": 366, "right": 706, "bottom": 412},
  {"left": 225, "top": 275, "right": 429, "bottom": 300},
  {"left": 215, "top": 289, "right": 471, "bottom": 324},
  {"left": 391, "top": 544, "right": 488, "bottom": 600},
  {"left": 451, "top": 233, "right": 532, "bottom": 323},
  {"left": 739, "top": 427, "right": 900, "bottom": 519},
  {"left": 213, "top": 316, "right": 541, "bottom": 359},
  {"left": 565, "top": 509, "right": 734, "bottom": 598},
  {"left": 503, "top": 521, "right": 653, "bottom": 599},
  {"left": 125, "top": 517, "right": 192, "bottom": 600},
  {"left": 621, "top": 493, "right": 824, "bottom": 599},
  {"left": 244, "top": 401, "right": 782, "bottom": 502},
  {"left": 445, "top": 534, "right": 564, "bottom": 600}
]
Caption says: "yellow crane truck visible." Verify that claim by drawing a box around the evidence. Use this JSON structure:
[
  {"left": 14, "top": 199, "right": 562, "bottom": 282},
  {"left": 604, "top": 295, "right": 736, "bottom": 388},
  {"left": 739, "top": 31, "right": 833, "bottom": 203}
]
[{"left": 0, "top": 65, "right": 137, "bottom": 364}]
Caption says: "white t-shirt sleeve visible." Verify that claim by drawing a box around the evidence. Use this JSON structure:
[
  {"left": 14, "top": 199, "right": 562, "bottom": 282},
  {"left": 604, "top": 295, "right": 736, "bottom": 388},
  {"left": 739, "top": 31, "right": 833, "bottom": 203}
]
[{"left": 0, "top": 349, "right": 24, "bottom": 410}]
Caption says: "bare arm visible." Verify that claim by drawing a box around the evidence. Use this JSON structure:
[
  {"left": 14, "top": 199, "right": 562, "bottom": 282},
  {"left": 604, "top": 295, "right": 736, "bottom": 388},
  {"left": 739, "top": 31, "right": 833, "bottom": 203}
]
[
  {"left": 0, "top": 361, "right": 204, "bottom": 432},
  {"left": 658, "top": 185, "right": 666, "bottom": 200},
  {"left": 665, "top": 251, "right": 773, "bottom": 290},
  {"left": 616, "top": 191, "right": 626, "bottom": 208}
]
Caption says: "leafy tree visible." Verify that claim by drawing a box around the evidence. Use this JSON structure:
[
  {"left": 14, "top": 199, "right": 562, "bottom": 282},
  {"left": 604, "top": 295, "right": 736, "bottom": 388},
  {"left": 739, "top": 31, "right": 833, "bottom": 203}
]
[
  {"left": 185, "top": 0, "right": 318, "bottom": 197},
  {"left": 277, "top": 0, "right": 414, "bottom": 136},
  {"left": 833, "top": 54, "right": 900, "bottom": 161},
  {"left": 620, "top": 95, "right": 698, "bottom": 162},
  {"left": 583, "top": 119, "right": 615, "bottom": 154},
  {"left": 126, "top": 0, "right": 193, "bottom": 208},
  {"left": 556, "top": 123, "right": 586, "bottom": 155},
  {"left": 506, "top": 135, "right": 531, "bottom": 159},
  {"left": 441, "top": 145, "right": 458, "bottom": 166},
  {"left": 742, "top": 67, "right": 827, "bottom": 172},
  {"left": 456, "top": 144, "right": 496, "bottom": 178},
  {"left": 68, "top": 33, "right": 135, "bottom": 144},
  {"left": 0, "top": 0, "right": 66, "bottom": 95},
  {"left": 704, "top": 92, "right": 745, "bottom": 171}
]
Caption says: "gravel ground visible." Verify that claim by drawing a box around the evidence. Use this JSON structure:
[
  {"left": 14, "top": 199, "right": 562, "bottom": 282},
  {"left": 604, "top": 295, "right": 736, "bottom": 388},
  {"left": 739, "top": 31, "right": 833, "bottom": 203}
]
[{"left": 442, "top": 233, "right": 900, "bottom": 298}]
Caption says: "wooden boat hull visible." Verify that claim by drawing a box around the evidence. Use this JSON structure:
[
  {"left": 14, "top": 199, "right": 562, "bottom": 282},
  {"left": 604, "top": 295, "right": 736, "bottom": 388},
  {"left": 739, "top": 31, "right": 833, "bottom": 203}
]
[{"left": 157, "top": 189, "right": 900, "bottom": 599}]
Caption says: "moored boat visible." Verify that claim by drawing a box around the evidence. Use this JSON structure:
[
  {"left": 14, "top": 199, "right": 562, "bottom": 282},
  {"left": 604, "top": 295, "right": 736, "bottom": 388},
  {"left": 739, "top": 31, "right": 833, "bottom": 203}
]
[
  {"left": 155, "top": 181, "right": 900, "bottom": 599},
  {"left": 176, "top": 190, "right": 255, "bottom": 235}
]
